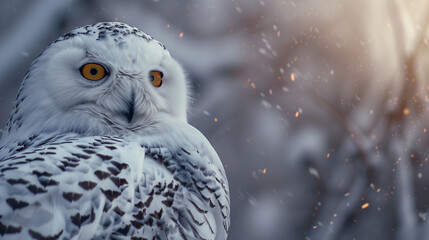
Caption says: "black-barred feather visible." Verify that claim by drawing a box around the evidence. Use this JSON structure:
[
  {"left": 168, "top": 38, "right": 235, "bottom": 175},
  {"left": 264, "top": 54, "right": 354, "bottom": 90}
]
[{"left": 0, "top": 123, "right": 229, "bottom": 239}]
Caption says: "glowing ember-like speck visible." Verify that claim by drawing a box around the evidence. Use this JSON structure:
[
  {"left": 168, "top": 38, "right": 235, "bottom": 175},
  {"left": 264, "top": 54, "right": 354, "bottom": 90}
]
[
  {"left": 295, "top": 111, "right": 299, "bottom": 118},
  {"left": 262, "top": 168, "right": 267, "bottom": 174},
  {"left": 214, "top": 117, "right": 218, "bottom": 123},
  {"left": 361, "top": 203, "right": 369, "bottom": 209},
  {"left": 344, "top": 193, "right": 350, "bottom": 197},
  {"left": 291, "top": 73, "right": 296, "bottom": 81},
  {"left": 403, "top": 108, "right": 410, "bottom": 115},
  {"left": 179, "top": 32, "right": 184, "bottom": 38}
]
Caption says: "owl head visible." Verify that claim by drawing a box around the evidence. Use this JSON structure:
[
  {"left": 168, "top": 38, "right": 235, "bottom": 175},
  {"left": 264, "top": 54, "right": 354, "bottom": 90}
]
[{"left": 1, "top": 22, "right": 189, "bottom": 144}]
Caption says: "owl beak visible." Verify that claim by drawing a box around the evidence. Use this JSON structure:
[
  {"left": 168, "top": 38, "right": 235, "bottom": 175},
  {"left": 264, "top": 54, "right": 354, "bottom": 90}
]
[{"left": 124, "top": 90, "right": 135, "bottom": 123}]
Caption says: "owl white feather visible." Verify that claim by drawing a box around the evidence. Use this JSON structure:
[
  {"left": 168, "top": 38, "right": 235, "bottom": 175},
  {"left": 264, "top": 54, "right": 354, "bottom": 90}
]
[{"left": 0, "top": 22, "right": 229, "bottom": 240}]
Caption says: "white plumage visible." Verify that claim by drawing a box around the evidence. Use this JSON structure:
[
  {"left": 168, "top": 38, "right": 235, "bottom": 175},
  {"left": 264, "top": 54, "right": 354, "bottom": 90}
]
[{"left": 0, "top": 22, "right": 229, "bottom": 239}]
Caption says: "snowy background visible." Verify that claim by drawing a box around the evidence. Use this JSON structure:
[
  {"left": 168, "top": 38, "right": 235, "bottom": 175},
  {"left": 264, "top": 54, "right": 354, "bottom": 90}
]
[{"left": 1, "top": 0, "right": 429, "bottom": 239}]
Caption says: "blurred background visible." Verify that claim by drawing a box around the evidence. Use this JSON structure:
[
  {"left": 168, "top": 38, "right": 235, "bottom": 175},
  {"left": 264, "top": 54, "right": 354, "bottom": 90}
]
[{"left": 1, "top": 0, "right": 429, "bottom": 239}]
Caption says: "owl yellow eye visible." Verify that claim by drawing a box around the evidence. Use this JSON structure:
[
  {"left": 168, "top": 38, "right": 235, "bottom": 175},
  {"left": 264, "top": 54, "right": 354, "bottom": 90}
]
[
  {"left": 150, "top": 71, "right": 163, "bottom": 87},
  {"left": 80, "top": 63, "right": 106, "bottom": 81}
]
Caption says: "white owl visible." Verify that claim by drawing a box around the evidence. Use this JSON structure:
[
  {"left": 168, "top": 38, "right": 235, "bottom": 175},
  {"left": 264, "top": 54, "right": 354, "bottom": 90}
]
[{"left": 0, "top": 22, "right": 229, "bottom": 240}]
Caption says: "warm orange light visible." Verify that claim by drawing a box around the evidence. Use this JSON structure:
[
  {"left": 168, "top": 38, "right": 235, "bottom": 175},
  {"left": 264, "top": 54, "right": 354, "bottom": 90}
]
[{"left": 403, "top": 108, "right": 410, "bottom": 115}]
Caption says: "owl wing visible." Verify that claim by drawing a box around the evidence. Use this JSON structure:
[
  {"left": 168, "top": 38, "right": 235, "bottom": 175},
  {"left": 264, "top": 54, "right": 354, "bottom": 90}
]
[
  {"left": 0, "top": 124, "right": 229, "bottom": 240},
  {"left": 137, "top": 126, "right": 230, "bottom": 240}
]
